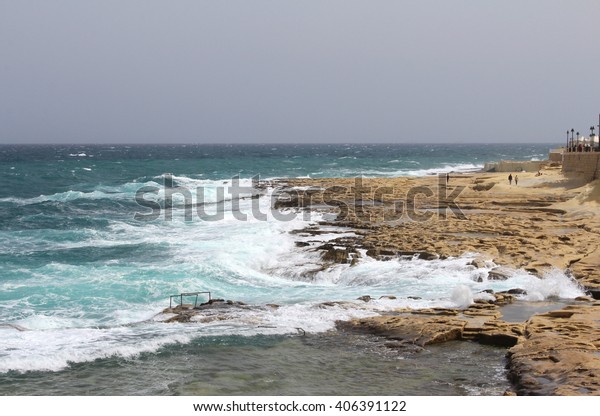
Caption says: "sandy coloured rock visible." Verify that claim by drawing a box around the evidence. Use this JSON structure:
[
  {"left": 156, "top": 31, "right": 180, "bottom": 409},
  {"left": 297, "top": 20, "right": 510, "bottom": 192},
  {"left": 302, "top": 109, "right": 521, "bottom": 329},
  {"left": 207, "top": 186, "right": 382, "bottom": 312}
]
[{"left": 277, "top": 167, "right": 600, "bottom": 292}]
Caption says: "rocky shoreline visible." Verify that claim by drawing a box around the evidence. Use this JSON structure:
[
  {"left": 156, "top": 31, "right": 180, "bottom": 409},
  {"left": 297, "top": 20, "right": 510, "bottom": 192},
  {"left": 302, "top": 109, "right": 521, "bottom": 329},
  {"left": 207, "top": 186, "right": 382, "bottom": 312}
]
[
  {"left": 159, "top": 294, "right": 600, "bottom": 395},
  {"left": 271, "top": 167, "right": 600, "bottom": 294},
  {"left": 337, "top": 299, "right": 600, "bottom": 395},
  {"left": 269, "top": 167, "right": 600, "bottom": 395},
  {"left": 161, "top": 166, "right": 600, "bottom": 395}
]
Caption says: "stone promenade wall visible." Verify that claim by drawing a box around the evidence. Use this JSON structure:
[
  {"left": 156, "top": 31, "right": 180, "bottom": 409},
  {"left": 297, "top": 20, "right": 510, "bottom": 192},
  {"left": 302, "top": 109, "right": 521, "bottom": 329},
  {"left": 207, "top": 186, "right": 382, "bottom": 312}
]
[
  {"left": 549, "top": 149, "right": 563, "bottom": 162},
  {"left": 562, "top": 152, "right": 600, "bottom": 181},
  {"left": 483, "top": 160, "right": 544, "bottom": 173}
]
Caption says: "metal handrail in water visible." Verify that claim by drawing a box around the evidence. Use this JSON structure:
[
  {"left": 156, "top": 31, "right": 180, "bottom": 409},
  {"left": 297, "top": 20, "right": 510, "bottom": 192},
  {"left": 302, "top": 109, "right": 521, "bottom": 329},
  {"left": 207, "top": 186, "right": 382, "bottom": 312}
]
[{"left": 169, "top": 291, "right": 212, "bottom": 309}]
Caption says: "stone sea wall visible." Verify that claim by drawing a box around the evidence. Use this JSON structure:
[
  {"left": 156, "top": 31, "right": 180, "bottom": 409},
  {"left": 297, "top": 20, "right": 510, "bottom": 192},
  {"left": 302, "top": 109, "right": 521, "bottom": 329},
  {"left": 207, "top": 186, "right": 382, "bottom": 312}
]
[
  {"left": 483, "top": 160, "right": 544, "bottom": 173},
  {"left": 549, "top": 149, "right": 563, "bottom": 162},
  {"left": 562, "top": 152, "right": 600, "bottom": 181}
]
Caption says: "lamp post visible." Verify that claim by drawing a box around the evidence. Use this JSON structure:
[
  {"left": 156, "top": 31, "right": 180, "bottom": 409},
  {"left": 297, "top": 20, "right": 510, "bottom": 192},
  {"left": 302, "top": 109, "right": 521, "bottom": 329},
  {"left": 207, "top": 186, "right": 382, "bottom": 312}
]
[
  {"left": 592, "top": 126, "right": 596, "bottom": 150},
  {"left": 572, "top": 129, "right": 575, "bottom": 151},
  {"left": 567, "top": 130, "right": 570, "bottom": 151},
  {"left": 597, "top": 114, "right": 600, "bottom": 151},
  {"left": 597, "top": 113, "right": 600, "bottom": 150}
]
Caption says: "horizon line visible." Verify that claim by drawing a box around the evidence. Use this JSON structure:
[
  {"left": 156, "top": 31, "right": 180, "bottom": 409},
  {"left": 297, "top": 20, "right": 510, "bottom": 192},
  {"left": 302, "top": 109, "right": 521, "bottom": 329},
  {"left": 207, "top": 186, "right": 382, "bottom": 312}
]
[{"left": 0, "top": 141, "right": 562, "bottom": 146}]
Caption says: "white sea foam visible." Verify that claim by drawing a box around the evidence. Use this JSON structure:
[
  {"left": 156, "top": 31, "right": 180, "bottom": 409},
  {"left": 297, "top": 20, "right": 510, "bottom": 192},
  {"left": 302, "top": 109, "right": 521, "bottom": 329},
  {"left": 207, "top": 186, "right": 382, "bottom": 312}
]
[
  {"left": 0, "top": 258, "right": 585, "bottom": 373},
  {"left": 451, "top": 285, "right": 474, "bottom": 309},
  {"left": 402, "top": 163, "right": 483, "bottom": 176},
  {"left": 0, "top": 177, "right": 259, "bottom": 206},
  {"left": 502, "top": 268, "right": 584, "bottom": 301},
  {"left": 352, "top": 163, "right": 483, "bottom": 178},
  {"left": 0, "top": 325, "right": 194, "bottom": 373}
]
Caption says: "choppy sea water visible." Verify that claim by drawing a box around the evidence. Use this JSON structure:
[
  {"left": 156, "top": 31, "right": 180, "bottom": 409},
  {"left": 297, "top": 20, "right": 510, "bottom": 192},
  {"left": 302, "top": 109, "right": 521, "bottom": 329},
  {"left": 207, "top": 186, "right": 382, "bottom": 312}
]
[{"left": 0, "top": 143, "right": 580, "bottom": 395}]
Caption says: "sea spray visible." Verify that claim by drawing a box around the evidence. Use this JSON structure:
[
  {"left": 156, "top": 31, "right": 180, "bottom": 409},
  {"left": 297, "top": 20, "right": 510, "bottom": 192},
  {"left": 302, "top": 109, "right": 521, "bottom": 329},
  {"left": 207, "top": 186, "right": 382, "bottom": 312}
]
[{"left": 451, "top": 285, "right": 474, "bottom": 308}]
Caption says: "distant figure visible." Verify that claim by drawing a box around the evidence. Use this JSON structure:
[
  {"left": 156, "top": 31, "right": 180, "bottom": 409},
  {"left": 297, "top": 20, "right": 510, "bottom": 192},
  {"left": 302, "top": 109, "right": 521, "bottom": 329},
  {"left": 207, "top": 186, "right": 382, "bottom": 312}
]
[
  {"left": 446, "top": 173, "right": 450, "bottom": 185},
  {"left": 514, "top": 175, "right": 518, "bottom": 186},
  {"left": 508, "top": 174, "right": 513, "bottom": 185}
]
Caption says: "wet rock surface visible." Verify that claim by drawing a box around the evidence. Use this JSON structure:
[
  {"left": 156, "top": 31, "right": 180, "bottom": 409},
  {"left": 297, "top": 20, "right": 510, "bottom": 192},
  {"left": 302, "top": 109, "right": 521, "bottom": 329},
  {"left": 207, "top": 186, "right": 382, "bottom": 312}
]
[
  {"left": 507, "top": 302, "right": 600, "bottom": 395},
  {"left": 159, "top": 299, "right": 254, "bottom": 323},
  {"left": 338, "top": 300, "right": 600, "bottom": 396}
]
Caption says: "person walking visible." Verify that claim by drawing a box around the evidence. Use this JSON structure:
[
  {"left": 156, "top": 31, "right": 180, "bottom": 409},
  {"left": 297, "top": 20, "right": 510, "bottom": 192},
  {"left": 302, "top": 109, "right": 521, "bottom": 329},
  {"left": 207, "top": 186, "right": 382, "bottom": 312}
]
[
  {"left": 508, "top": 174, "right": 513, "bottom": 185},
  {"left": 515, "top": 175, "right": 518, "bottom": 186}
]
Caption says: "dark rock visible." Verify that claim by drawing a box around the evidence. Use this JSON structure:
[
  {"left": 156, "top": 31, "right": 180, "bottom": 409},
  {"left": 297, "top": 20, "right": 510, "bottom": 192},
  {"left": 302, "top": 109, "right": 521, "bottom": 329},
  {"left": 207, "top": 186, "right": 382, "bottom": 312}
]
[
  {"left": 322, "top": 247, "right": 349, "bottom": 263},
  {"left": 318, "top": 301, "right": 352, "bottom": 308},
  {"left": 468, "top": 259, "right": 487, "bottom": 269},
  {"left": 478, "top": 332, "right": 520, "bottom": 347},
  {"left": 586, "top": 289, "right": 600, "bottom": 300},
  {"left": 357, "top": 295, "right": 372, "bottom": 302},
  {"left": 165, "top": 313, "right": 192, "bottom": 323},
  {"left": 472, "top": 182, "right": 495, "bottom": 192},
  {"left": 290, "top": 227, "right": 327, "bottom": 236},
  {"left": 274, "top": 194, "right": 301, "bottom": 209},
  {"left": 506, "top": 288, "right": 527, "bottom": 295},
  {"left": 418, "top": 252, "right": 439, "bottom": 260},
  {"left": 194, "top": 299, "right": 246, "bottom": 310},
  {"left": 315, "top": 243, "right": 335, "bottom": 251},
  {"left": 366, "top": 248, "right": 380, "bottom": 258},
  {"left": 295, "top": 241, "right": 310, "bottom": 247},
  {"left": 366, "top": 248, "right": 398, "bottom": 258},
  {"left": 488, "top": 268, "right": 511, "bottom": 281}
]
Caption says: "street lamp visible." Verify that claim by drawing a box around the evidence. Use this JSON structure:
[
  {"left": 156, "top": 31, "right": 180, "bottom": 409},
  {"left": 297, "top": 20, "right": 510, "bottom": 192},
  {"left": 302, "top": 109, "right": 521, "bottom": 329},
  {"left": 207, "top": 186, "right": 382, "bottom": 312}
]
[
  {"left": 591, "top": 126, "right": 596, "bottom": 150},
  {"left": 597, "top": 114, "right": 600, "bottom": 151},
  {"left": 567, "top": 130, "right": 570, "bottom": 151},
  {"left": 597, "top": 113, "right": 600, "bottom": 150}
]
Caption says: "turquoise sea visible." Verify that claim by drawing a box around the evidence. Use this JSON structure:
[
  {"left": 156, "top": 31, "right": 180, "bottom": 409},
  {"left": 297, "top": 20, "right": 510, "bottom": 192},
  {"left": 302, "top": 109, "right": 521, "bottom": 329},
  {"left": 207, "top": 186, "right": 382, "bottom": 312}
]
[{"left": 0, "top": 143, "right": 583, "bottom": 395}]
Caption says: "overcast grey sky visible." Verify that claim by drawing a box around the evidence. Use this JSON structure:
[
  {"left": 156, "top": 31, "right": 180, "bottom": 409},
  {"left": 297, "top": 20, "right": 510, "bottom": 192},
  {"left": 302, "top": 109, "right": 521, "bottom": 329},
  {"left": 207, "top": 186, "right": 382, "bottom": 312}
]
[{"left": 1, "top": 0, "right": 599, "bottom": 144}]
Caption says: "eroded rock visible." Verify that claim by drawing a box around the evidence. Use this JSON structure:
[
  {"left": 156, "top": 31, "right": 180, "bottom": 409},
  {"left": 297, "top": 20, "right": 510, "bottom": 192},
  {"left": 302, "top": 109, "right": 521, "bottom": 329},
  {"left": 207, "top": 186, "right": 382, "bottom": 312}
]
[{"left": 507, "top": 303, "right": 600, "bottom": 395}]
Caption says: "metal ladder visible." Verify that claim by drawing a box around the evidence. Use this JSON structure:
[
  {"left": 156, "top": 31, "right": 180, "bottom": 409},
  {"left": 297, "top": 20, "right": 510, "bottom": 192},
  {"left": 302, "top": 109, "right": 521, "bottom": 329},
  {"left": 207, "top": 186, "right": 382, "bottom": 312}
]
[{"left": 169, "top": 291, "right": 212, "bottom": 309}]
